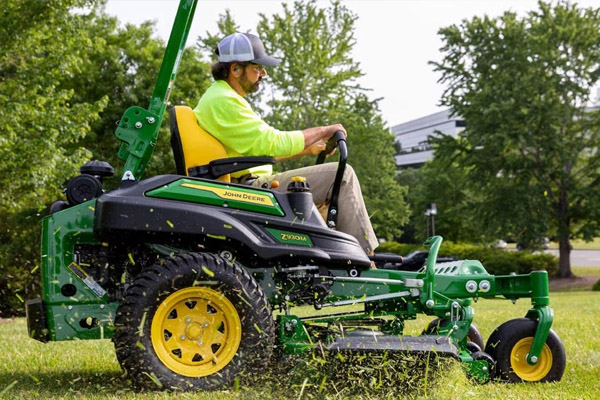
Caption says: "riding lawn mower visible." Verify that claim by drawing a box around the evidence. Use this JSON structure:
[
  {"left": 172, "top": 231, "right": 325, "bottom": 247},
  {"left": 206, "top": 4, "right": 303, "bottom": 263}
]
[{"left": 25, "top": 0, "right": 565, "bottom": 391}]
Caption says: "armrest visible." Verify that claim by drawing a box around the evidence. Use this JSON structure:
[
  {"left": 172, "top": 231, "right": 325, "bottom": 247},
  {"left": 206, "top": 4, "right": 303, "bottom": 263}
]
[
  {"left": 188, "top": 156, "right": 276, "bottom": 179},
  {"left": 369, "top": 253, "right": 405, "bottom": 263}
]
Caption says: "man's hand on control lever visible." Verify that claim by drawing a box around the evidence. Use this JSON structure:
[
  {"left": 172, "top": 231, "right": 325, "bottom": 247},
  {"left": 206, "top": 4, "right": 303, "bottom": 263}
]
[
  {"left": 292, "top": 123, "right": 346, "bottom": 160},
  {"left": 315, "top": 124, "right": 346, "bottom": 157}
]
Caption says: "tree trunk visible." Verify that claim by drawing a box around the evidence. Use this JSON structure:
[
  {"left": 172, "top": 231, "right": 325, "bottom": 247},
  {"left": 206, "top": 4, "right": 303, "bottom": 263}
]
[
  {"left": 557, "top": 189, "right": 573, "bottom": 278},
  {"left": 558, "top": 235, "right": 572, "bottom": 278}
]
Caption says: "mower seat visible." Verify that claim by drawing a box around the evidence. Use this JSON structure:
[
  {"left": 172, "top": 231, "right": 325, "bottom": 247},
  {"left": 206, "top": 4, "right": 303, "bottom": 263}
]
[{"left": 170, "top": 106, "right": 275, "bottom": 182}]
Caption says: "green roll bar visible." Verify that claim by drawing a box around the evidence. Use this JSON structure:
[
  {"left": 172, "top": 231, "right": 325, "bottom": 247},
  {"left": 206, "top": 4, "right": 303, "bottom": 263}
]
[{"left": 115, "top": 0, "right": 198, "bottom": 182}]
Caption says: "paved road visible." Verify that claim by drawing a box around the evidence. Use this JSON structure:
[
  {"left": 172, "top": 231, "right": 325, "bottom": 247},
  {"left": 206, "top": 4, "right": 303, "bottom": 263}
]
[{"left": 545, "top": 249, "right": 600, "bottom": 267}]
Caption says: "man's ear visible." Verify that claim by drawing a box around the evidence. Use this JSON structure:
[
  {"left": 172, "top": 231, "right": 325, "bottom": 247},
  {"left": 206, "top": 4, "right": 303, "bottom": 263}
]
[{"left": 231, "top": 64, "right": 241, "bottom": 77}]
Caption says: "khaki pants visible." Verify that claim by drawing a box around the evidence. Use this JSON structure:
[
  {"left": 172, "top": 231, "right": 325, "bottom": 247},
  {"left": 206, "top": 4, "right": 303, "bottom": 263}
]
[{"left": 252, "top": 163, "right": 379, "bottom": 254}]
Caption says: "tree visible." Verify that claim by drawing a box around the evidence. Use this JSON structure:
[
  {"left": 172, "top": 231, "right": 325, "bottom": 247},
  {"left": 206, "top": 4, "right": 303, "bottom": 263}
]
[
  {"left": 0, "top": 0, "right": 107, "bottom": 315},
  {"left": 64, "top": 7, "right": 212, "bottom": 181},
  {"left": 0, "top": 2, "right": 211, "bottom": 316},
  {"left": 432, "top": 1, "right": 600, "bottom": 277},
  {"left": 198, "top": 1, "right": 410, "bottom": 239},
  {"left": 398, "top": 161, "right": 484, "bottom": 244}
]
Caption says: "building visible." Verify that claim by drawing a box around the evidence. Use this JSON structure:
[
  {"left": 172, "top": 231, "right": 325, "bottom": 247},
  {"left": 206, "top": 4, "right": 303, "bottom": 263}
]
[
  {"left": 393, "top": 87, "right": 600, "bottom": 169},
  {"left": 392, "top": 109, "right": 465, "bottom": 168}
]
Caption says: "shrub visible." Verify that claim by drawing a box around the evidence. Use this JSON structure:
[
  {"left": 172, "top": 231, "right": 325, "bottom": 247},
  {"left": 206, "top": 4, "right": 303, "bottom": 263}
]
[
  {"left": 377, "top": 240, "right": 558, "bottom": 276},
  {"left": 593, "top": 278, "right": 600, "bottom": 291},
  {"left": 377, "top": 241, "right": 421, "bottom": 256}
]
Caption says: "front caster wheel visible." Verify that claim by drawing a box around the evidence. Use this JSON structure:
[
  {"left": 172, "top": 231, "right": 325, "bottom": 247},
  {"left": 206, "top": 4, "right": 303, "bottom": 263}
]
[
  {"left": 113, "top": 252, "right": 275, "bottom": 391},
  {"left": 484, "top": 318, "right": 565, "bottom": 383}
]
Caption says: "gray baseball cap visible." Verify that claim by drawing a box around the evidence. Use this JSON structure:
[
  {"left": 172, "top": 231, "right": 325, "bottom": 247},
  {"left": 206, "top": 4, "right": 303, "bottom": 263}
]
[{"left": 216, "top": 32, "right": 280, "bottom": 66}]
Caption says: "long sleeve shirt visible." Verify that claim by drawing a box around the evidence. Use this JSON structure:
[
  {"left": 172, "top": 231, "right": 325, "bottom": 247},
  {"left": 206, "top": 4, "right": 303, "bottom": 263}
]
[{"left": 193, "top": 80, "right": 304, "bottom": 177}]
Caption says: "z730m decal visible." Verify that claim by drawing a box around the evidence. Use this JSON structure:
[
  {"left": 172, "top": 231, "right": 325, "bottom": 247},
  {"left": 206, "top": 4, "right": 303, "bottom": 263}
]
[{"left": 266, "top": 228, "right": 313, "bottom": 246}]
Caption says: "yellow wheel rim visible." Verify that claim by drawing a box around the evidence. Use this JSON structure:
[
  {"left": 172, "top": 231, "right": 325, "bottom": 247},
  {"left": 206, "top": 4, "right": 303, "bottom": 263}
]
[
  {"left": 150, "top": 287, "right": 242, "bottom": 377},
  {"left": 510, "top": 337, "right": 553, "bottom": 381}
]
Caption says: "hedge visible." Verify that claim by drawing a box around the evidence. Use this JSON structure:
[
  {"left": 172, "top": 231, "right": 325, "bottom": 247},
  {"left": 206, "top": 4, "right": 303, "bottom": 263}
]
[{"left": 377, "top": 240, "right": 558, "bottom": 276}]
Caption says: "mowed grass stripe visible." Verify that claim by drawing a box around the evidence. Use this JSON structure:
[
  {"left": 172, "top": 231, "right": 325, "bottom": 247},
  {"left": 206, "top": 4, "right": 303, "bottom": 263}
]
[{"left": 1, "top": 291, "right": 598, "bottom": 399}]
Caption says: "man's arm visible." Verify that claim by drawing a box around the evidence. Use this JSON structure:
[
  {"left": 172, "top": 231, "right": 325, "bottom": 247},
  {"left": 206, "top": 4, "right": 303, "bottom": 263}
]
[
  {"left": 275, "top": 124, "right": 347, "bottom": 162},
  {"left": 274, "top": 140, "right": 327, "bottom": 162},
  {"left": 303, "top": 124, "right": 346, "bottom": 148}
]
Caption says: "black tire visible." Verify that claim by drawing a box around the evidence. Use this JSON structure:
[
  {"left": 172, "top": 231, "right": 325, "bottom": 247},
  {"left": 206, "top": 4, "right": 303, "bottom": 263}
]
[
  {"left": 113, "top": 252, "right": 275, "bottom": 391},
  {"left": 484, "top": 318, "right": 565, "bottom": 383},
  {"left": 423, "top": 318, "right": 485, "bottom": 350}
]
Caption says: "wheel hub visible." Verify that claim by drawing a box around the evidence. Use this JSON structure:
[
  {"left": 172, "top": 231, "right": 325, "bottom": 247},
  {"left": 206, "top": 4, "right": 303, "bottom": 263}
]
[
  {"left": 150, "top": 287, "right": 242, "bottom": 378},
  {"left": 511, "top": 337, "right": 553, "bottom": 381},
  {"left": 185, "top": 321, "right": 205, "bottom": 340}
]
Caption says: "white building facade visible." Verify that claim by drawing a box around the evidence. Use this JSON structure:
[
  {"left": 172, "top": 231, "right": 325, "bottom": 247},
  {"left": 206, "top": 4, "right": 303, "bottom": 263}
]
[{"left": 392, "top": 109, "right": 465, "bottom": 168}]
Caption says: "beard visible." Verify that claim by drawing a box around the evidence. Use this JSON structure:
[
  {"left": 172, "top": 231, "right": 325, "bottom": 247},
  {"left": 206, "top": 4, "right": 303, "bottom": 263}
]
[{"left": 240, "top": 72, "right": 262, "bottom": 94}]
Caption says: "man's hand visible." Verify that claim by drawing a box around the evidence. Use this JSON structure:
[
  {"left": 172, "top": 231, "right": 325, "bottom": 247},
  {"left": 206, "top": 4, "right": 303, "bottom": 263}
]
[
  {"left": 325, "top": 124, "right": 347, "bottom": 140},
  {"left": 306, "top": 140, "right": 327, "bottom": 155},
  {"left": 302, "top": 123, "right": 347, "bottom": 150}
]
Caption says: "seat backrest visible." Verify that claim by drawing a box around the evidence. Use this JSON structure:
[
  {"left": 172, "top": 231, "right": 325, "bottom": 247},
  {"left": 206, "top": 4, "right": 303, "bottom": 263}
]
[{"left": 170, "top": 105, "right": 230, "bottom": 182}]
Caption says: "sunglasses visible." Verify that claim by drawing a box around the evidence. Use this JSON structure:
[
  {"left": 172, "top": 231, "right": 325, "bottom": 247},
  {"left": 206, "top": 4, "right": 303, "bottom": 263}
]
[{"left": 248, "top": 63, "right": 266, "bottom": 74}]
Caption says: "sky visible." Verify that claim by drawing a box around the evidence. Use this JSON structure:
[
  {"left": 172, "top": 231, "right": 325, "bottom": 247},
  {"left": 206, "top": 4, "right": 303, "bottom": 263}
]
[{"left": 104, "top": 0, "right": 600, "bottom": 127}]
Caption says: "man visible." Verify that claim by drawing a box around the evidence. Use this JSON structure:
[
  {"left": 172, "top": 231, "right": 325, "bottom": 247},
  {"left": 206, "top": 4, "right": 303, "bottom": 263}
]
[{"left": 193, "top": 32, "right": 379, "bottom": 255}]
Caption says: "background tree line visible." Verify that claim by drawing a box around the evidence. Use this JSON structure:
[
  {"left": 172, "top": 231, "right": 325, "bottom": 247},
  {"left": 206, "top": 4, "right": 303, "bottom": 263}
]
[{"left": 400, "top": 0, "right": 600, "bottom": 278}]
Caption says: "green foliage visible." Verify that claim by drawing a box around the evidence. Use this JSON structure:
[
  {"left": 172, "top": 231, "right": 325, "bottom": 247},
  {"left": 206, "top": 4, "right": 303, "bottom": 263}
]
[
  {"left": 377, "top": 240, "right": 558, "bottom": 276},
  {"left": 0, "top": 2, "right": 211, "bottom": 316},
  {"left": 0, "top": 0, "right": 107, "bottom": 213},
  {"left": 376, "top": 241, "right": 421, "bottom": 256},
  {"left": 196, "top": 10, "right": 239, "bottom": 61},
  {"left": 397, "top": 161, "right": 489, "bottom": 244},
  {"left": 0, "top": 0, "right": 109, "bottom": 316},
  {"left": 431, "top": 1, "right": 600, "bottom": 277},
  {"left": 593, "top": 278, "right": 600, "bottom": 291},
  {"left": 197, "top": 1, "right": 409, "bottom": 239}
]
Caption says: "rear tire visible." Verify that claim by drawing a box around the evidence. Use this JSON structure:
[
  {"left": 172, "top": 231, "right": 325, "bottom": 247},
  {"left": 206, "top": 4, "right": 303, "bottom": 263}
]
[
  {"left": 484, "top": 318, "right": 565, "bottom": 383},
  {"left": 113, "top": 252, "right": 275, "bottom": 390}
]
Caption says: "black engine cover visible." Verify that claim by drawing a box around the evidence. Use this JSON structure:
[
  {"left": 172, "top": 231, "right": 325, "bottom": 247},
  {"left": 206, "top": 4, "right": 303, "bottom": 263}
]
[{"left": 94, "top": 175, "right": 371, "bottom": 269}]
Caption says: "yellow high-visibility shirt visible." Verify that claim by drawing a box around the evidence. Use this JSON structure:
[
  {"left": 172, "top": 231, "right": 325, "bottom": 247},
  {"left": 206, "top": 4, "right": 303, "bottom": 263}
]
[{"left": 193, "top": 80, "right": 304, "bottom": 178}]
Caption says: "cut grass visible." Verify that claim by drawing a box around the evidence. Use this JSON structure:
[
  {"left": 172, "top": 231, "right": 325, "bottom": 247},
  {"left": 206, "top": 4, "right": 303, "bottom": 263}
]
[
  {"left": 505, "top": 237, "right": 600, "bottom": 250},
  {"left": 1, "top": 291, "right": 599, "bottom": 399},
  {"left": 571, "top": 265, "right": 600, "bottom": 277},
  {"left": 547, "top": 237, "right": 600, "bottom": 250}
]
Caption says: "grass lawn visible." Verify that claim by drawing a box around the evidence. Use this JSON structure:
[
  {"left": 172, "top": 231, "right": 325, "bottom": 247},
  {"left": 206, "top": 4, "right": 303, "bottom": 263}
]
[
  {"left": 504, "top": 237, "right": 600, "bottom": 250},
  {"left": 1, "top": 291, "right": 599, "bottom": 399},
  {"left": 571, "top": 266, "right": 600, "bottom": 277},
  {"left": 548, "top": 237, "right": 600, "bottom": 250}
]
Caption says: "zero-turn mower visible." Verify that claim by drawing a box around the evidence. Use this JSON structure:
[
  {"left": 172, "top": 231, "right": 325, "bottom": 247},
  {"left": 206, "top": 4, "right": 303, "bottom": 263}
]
[{"left": 25, "top": 0, "right": 565, "bottom": 390}]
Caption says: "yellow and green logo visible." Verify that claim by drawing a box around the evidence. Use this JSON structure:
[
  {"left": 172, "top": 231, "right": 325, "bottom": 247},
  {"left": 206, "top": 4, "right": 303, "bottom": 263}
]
[
  {"left": 181, "top": 183, "right": 274, "bottom": 206},
  {"left": 146, "top": 179, "right": 284, "bottom": 216}
]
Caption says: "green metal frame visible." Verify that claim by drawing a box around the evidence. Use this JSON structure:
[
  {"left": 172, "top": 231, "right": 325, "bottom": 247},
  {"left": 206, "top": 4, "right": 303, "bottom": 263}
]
[
  {"left": 116, "top": 0, "right": 198, "bottom": 182},
  {"left": 273, "top": 235, "right": 553, "bottom": 379}
]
